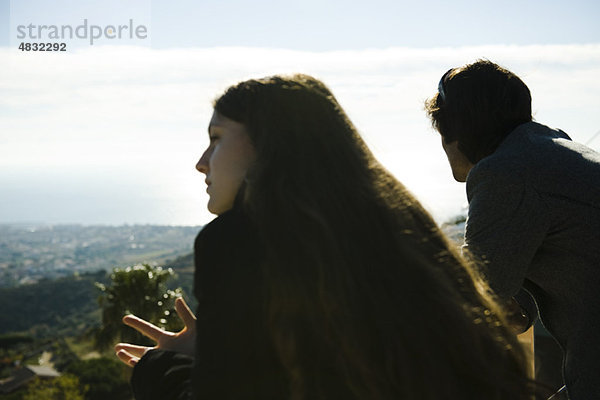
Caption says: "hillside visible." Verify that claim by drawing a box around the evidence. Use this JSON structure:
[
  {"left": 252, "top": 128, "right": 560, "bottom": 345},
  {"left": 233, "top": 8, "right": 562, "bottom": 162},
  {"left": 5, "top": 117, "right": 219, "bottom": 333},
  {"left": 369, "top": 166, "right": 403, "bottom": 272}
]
[{"left": 0, "top": 253, "right": 195, "bottom": 338}]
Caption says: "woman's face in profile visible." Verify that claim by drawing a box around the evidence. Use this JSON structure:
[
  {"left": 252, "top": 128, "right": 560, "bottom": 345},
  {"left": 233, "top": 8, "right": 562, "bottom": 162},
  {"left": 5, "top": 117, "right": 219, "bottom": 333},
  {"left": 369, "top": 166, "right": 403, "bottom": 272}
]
[{"left": 196, "top": 111, "right": 256, "bottom": 215}]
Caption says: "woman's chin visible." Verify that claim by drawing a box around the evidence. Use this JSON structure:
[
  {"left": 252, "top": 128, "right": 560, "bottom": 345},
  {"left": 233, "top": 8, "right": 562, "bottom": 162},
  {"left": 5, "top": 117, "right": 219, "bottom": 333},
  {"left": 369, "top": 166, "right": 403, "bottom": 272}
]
[{"left": 207, "top": 201, "right": 233, "bottom": 216}]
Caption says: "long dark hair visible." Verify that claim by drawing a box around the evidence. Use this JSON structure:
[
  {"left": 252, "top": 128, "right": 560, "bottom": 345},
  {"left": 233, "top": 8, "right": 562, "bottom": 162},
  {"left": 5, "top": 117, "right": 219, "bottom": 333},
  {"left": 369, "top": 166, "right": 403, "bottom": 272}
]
[{"left": 214, "top": 74, "right": 536, "bottom": 399}]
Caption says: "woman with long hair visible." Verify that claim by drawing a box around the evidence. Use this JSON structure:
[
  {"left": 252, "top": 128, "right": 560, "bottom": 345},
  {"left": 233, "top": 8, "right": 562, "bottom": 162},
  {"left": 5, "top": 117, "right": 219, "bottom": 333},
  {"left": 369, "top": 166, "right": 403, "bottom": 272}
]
[{"left": 115, "top": 74, "right": 536, "bottom": 399}]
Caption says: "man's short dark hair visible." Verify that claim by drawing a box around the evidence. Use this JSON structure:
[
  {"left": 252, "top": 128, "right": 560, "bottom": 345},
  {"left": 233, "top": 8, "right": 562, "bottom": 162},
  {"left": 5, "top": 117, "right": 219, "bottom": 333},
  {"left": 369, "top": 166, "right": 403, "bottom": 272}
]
[{"left": 425, "top": 60, "right": 532, "bottom": 164}]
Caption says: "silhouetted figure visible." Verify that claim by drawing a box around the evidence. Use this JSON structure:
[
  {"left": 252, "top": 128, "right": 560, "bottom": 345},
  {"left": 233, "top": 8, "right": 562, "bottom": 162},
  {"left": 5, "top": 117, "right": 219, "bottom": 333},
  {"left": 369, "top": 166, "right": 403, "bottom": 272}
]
[{"left": 425, "top": 60, "right": 600, "bottom": 399}]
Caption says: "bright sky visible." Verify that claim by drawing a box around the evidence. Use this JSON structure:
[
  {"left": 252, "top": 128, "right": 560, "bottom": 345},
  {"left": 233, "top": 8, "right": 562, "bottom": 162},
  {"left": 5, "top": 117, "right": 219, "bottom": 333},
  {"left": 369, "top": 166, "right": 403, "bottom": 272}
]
[{"left": 1, "top": 0, "right": 599, "bottom": 226}]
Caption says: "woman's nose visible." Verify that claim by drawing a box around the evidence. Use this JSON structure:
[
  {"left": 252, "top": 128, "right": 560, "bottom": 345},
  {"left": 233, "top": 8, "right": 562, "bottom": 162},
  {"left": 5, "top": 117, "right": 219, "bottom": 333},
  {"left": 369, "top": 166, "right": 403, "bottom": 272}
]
[{"left": 196, "top": 150, "right": 209, "bottom": 174}]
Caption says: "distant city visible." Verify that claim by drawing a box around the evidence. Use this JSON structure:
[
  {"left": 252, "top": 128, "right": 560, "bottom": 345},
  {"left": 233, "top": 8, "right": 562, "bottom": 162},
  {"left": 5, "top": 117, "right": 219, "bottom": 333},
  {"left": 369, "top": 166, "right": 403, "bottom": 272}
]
[{"left": 0, "top": 224, "right": 202, "bottom": 287}]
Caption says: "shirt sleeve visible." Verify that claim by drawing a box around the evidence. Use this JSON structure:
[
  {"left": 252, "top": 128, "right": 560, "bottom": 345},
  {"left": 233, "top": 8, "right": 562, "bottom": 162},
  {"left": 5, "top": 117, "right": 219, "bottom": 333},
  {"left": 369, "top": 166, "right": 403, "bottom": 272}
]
[
  {"left": 513, "top": 288, "right": 538, "bottom": 329},
  {"left": 464, "top": 161, "right": 550, "bottom": 299},
  {"left": 131, "top": 349, "right": 193, "bottom": 400}
]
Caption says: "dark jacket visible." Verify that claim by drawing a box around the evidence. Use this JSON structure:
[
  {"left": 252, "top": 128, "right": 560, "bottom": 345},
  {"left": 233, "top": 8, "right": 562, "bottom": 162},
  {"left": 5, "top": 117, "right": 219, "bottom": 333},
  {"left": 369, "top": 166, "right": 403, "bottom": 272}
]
[
  {"left": 464, "top": 121, "right": 600, "bottom": 399},
  {"left": 131, "top": 208, "right": 288, "bottom": 399}
]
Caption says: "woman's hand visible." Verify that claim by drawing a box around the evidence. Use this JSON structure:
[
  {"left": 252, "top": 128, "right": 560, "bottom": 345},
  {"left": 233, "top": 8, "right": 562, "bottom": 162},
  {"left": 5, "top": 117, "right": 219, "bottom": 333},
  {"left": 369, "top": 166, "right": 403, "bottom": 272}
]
[{"left": 114, "top": 297, "right": 197, "bottom": 367}]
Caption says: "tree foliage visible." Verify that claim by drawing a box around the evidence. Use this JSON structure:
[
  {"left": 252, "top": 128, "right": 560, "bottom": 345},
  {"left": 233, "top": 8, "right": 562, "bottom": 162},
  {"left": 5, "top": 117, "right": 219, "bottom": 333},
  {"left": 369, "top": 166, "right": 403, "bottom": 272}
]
[
  {"left": 22, "top": 374, "right": 86, "bottom": 400},
  {"left": 0, "top": 334, "right": 33, "bottom": 349},
  {"left": 65, "top": 357, "right": 131, "bottom": 400},
  {"left": 94, "top": 264, "right": 183, "bottom": 351}
]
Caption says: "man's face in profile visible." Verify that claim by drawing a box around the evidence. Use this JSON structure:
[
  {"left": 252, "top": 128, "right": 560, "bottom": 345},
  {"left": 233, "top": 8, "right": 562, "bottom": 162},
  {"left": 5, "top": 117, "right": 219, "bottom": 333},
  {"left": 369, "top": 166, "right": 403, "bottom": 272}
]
[{"left": 441, "top": 137, "right": 474, "bottom": 182}]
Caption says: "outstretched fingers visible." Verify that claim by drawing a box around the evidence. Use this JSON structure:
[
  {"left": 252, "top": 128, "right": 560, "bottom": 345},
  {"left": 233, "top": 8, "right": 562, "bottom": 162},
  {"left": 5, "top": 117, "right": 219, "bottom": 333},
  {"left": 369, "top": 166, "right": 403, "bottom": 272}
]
[
  {"left": 175, "top": 297, "right": 196, "bottom": 329},
  {"left": 122, "top": 314, "right": 171, "bottom": 342},
  {"left": 115, "top": 347, "right": 143, "bottom": 367},
  {"left": 115, "top": 343, "right": 151, "bottom": 358}
]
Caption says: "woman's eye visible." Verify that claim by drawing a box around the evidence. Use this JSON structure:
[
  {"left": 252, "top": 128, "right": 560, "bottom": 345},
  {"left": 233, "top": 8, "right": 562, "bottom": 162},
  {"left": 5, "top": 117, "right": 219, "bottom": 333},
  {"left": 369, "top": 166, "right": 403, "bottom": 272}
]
[{"left": 209, "top": 135, "right": 219, "bottom": 143}]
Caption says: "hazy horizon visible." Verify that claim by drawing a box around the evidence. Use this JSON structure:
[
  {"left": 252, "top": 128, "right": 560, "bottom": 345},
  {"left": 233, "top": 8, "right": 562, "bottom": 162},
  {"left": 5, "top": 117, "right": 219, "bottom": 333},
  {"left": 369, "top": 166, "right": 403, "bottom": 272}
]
[
  {"left": 2, "top": 44, "right": 600, "bottom": 226},
  {"left": 2, "top": 1, "right": 599, "bottom": 227}
]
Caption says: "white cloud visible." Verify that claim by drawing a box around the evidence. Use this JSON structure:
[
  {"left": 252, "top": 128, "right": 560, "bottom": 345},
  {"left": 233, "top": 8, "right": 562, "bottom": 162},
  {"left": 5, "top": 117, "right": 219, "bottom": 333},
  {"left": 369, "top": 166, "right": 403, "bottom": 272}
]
[{"left": 1, "top": 44, "right": 599, "bottom": 225}]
